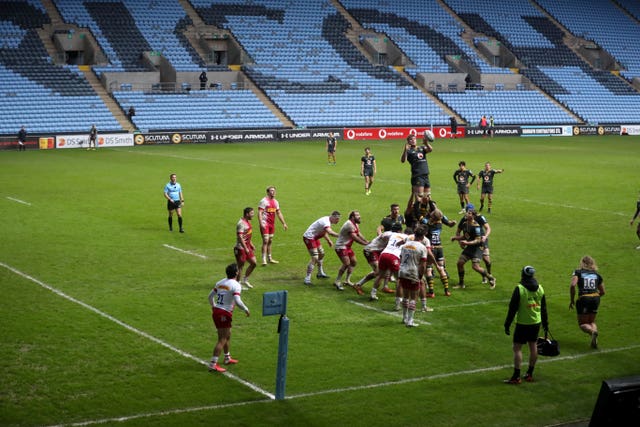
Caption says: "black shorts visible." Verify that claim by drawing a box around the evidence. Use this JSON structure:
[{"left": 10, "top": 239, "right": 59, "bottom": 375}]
[
  {"left": 363, "top": 169, "right": 374, "bottom": 177},
  {"left": 431, "top": 247, "right": 445, "bottom": 263},
  {"left": 167, "top": 200, "right": 181, "bottom": 210},
  {"left": 576, "top": 296, "right": 600, "bottom": 315},
  {"left": 457, "top": 184, "right": 469, "bottom": 194},
  {"left": 461, "top": 245, "right": 483, "bottom": 262},
  {"left": 513, "top": 323, "right": 541, "bottom": 344},
  {"left": 411, "top": 174, "right": 430, "bottom": 188},
  {"left": 481, "top": 186, "right": 494, "bottom": 194}
]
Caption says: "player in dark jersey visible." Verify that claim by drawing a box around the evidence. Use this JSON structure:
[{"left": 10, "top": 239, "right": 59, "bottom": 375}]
[
  {"left": 326, "top": 132, "right": 337, "bottom": 165},
  {"left": 630, "top": 192, "right": 640, "bottom": 250},
  {"left": 569, "top": 256, "right": 605, "bottom": 348},
  {"left": 451, "top": 204, "right": 496, "bottom": 289},
  {"left": 453, "top": 161, "right": 476, "bottom": 214},
  {"left": 401, "top": 134, "right": 433, "bottom": 200},
  {"left": 466, "top": 209, "right": 493, "bottom": 284},
  {"left": 377, "top": 203, "right": 405, "bottom": 235},
  {"left": 361, "top": 147, "right": 376, "bottom": 195},
  {"left": 477, "top": 162, "right": 504, "bottom": 213},
  {"left": 425, "top": 209, "right": 456, "bottom": 296}
]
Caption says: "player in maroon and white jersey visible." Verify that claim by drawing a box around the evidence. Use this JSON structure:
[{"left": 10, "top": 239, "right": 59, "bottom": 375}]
[
  {"left": 398, "top": 226, "right": 430, "bottom": 327},
  {"left": 258, "top": 186, "right": 288, "bottom": 266},
  {"left": 333, "top": 211, "right": 369, "bottom": 291},
  {"left": 303, "top": 211, "right": 341, "bottom": 285},
  {"left": 370, "top": 230, "right": 408, "bottom": 301},
  {"left": 207, "top": 263, "right": 250, "bottom": 373},
  {"left": 234, "top": 207, "right": 257, "bottom": 289},
  {"left": 354, "top": 230, "right": 394, "bottom": 294}
]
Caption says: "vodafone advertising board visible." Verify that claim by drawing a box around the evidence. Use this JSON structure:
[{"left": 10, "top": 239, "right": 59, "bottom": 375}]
[{"left": 343, "top": 127, "right": 463, "bottom": 140}]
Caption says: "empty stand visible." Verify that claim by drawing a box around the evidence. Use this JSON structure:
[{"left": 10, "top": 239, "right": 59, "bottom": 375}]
[
  {"left": 0, "top": 1, "right": 121, "bottom": 134},
  {"left": 193, "top": 0, "right": 450, "bottom": 127},
  {"left": 113, "top": 89, "right": 282, "bottom": 132},
  {"left": 537, "top": 0, "right": 640, "bottom": 80},
  {"left": 1, "top": 0, "right": 640, "bottom": 135},
  {"left": 446, "top": 0, "right": 640, "bottom": 124},
  {"left": 341, "top": 0, "right": 511, "bottom": 76}
]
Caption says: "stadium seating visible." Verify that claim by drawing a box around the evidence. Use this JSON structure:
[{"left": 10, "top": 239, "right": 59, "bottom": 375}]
[
  {"left": 341, "top": 0, "right": 511, "bottom": 76},
  {"left": 1, "top": 0, "right": 640, "bottom": 135},
  {"left": 617, "top": 0, "right": 640, "bottom": 22},
  {"left": 0, "top": 2, "right": 122, "bottom": 134},
  {"left": 192, "top": 0, "right": 451, "bottom": 127},
  {"left": 54, "top": 0, "right": 208, "bottom": 73},
  {"left": 445, "top": 0, "right": 640, "bottom": 124},
  {"left": 438, "top": 89, "right": 577, "bottom": 125},
  {"left": 113, "top": 89, "right": 282, "bottom": 132},
  {"left": 536, "top": 0, "right": 640, "bottom": 81}
]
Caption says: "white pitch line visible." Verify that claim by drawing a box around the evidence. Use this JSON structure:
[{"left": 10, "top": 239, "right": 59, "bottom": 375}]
[
  {"left": 6, "top": 196, "right": 31, "bottom": 206},
  {"left": 45, "top": 399, "right": 273, "bottom": 427},
  {"left": 162, "top": 244, "right": 208, "bottom": 259},
  {"left": 434, "top": 298, "right": 509, "bottom": 309},
  {"left": 0, "top": 261, "right": 274, "bottom": 403},
  {"left": 287, "top": 343, "right": 640, "bottom": 400},
  {"left": 42, "top": 342, "right": 640, "bottom": 427},
  {"left": 348, "top": 300, "right": 431, "bottom": 325}
]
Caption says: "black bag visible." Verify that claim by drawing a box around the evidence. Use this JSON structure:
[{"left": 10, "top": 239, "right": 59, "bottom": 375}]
[{"left": 537, "top": 331, "right": 560, "bottom": 357}]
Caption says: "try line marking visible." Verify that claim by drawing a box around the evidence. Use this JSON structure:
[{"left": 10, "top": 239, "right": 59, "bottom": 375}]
[
  {"left": 348, "top": 298, "right": 509, "bottom": 326},
  {"left": 0, "top": 261, "right": 273, "bottom": 403},
  {"left": 6, "top": 196, "right": 31, "bottom": 206},
  {"left": 162, "top": 244, "right": 208, "bottom": 259}
]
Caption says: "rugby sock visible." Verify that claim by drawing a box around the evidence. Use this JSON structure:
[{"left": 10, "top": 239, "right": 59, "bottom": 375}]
[
  {"left": 178, "top": 216, "right": 183, "bottom": 228},
  {"left": 306, "top": 262, "right": 314, "bottom": 280},
  {"left": 318, "top": 261, "right": 326, "bottom": 275},
  {"left": 408, "top": 300, "right": 416, "bottom": 323},
  {"left": 484, "top": 262, "right": 492, "bottom": 275},
  {"left": 441, "top": 274, "right": 450, "bottom": 289},
  {"left": 512, "top": 368, "right": 521, "bottom": 379},
  {"left": 168, "top": 216, "right": 173, "bottom": 230}
]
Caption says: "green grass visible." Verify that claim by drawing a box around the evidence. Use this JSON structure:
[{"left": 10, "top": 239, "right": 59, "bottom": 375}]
[{"left": 1, "top": 135, "right": 639, "bottom": 426}]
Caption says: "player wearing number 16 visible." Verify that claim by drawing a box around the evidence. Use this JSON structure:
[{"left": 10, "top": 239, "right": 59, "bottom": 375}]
[
  {"left": 208, "top": 264, "right": 250, "bottom": 373},
  {"left": 569, "top": 256, "right": 605, "bottom": 349}
]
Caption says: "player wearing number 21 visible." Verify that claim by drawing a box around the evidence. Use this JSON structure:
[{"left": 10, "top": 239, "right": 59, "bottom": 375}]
[{"left": 208, "top": 264, "right": 250, "bottom": 373}]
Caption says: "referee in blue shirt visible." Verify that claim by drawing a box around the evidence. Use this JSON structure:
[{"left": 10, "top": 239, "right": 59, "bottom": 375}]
[{"left": 164, "top": 173, "right": 184, "bottom": 232}]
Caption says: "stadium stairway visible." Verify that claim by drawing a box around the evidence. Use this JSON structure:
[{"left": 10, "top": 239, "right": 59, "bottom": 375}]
[
  {"left": 176, "top": 0, "right": 212, "bottom": 64},
  {"left": 35, "top": 0, "right": 131, "bottom": 131},
  {"left": 333, "top": 0, "right": 463, "bottom": 123},
  {"left": 81, "top": 67, "right": 133, "bottom": 131},
  {"left": 242, "top": 71, "right": 295, "bottom": 128},
  {"left": 177, "top": 0, "right": 293, "bottom": 127}
]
